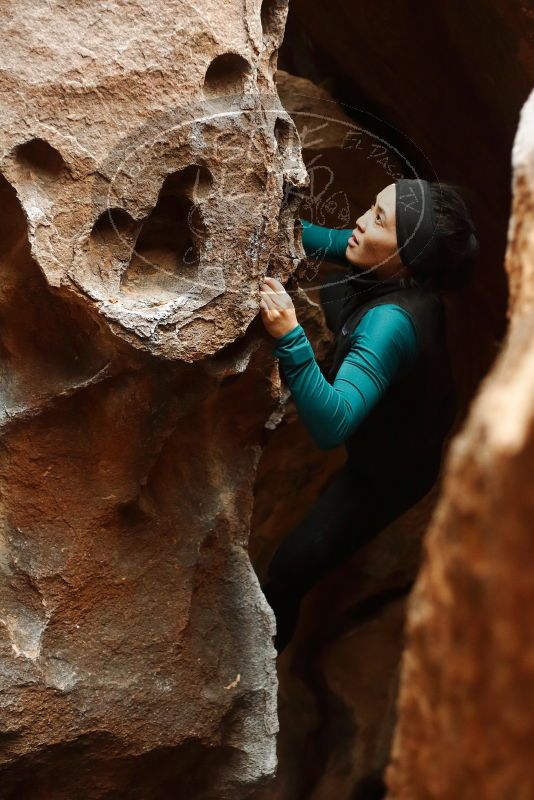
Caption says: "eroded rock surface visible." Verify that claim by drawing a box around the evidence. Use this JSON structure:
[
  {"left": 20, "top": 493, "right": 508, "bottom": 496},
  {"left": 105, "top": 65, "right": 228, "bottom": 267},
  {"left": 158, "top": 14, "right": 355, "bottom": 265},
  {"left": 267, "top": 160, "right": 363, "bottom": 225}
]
[
  {"left": 2, "top": 0, "right": 534, "bottom": 796},
  {"left": 0, "top": 1, "right": 308, "bottom": 797},
  {"left": 1, "top": 0, "right": 308, "bottom": 361}
]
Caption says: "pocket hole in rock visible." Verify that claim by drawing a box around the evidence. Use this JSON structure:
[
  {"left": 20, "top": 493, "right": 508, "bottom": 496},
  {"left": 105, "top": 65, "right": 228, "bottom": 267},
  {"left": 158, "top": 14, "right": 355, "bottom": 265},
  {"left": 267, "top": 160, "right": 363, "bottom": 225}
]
[
  {"left": 161, "top": 164, "right": 214, "bottom": 201},
  {"left": 203, "top": 52, "right": 252, "bottom": 100},
  {"left": 120, "top": 187, "right": 207, "bottom": 296},
  {"left": 90, "top": 207, "right": 139, "bottom": 262},
  {"left": 265, "top": 256, "right": 277, "bottom": 278},
  {"left": 14, "top": 138, "right": 66, "bottom": 177}
]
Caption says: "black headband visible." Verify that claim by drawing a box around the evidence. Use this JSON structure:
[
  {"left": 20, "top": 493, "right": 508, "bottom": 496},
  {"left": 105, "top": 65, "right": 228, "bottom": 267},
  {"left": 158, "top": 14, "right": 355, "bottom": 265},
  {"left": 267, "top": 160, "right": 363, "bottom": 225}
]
[{"left": 395, "top": 178, "right": 441, "bottom": 284}]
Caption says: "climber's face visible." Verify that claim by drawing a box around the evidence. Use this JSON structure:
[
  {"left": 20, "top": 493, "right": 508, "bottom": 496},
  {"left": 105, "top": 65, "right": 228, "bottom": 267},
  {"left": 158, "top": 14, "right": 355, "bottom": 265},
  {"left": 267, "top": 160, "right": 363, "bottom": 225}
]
[{"left": 345, "top": 183, "right": 408, "bottom": 279}]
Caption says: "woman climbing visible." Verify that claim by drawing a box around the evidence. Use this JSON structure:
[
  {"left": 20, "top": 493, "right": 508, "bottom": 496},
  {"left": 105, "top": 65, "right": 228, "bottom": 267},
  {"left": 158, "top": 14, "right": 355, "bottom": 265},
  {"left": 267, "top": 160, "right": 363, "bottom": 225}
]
[{"left": 258, "top": 177, "right": 479, "bottom": 655}]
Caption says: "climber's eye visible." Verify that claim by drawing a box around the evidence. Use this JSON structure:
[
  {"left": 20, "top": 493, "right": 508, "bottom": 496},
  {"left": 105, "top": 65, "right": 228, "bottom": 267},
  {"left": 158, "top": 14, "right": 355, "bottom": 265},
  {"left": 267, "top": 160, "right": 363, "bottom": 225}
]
[{"left": 372, "top": 195, "right": 385, "bottom": 226}]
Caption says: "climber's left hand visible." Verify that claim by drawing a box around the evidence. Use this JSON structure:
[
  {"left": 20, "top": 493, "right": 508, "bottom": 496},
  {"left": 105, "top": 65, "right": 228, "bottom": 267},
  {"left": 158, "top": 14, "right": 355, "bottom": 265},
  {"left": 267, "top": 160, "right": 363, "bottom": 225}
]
[{"left": 259, "top": 276, "right": 299, "bottom": 339}]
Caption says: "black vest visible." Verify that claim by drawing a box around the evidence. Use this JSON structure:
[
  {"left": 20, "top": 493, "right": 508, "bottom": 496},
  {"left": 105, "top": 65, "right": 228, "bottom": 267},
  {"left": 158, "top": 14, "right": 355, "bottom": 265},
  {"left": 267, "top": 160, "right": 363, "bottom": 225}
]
[{"left": 319, "top": 278, "right": 458, "bottom": 483}]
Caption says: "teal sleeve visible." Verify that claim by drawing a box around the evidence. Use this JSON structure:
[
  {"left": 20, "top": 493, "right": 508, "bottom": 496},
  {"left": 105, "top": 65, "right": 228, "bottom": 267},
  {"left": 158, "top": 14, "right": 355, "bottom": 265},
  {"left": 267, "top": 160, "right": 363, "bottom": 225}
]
[
  {"left": 299, "top": 219, "right": 353, "bottom": 266},
  {"left": 272, "top": 304, "right": 420, "bottom": 450}
]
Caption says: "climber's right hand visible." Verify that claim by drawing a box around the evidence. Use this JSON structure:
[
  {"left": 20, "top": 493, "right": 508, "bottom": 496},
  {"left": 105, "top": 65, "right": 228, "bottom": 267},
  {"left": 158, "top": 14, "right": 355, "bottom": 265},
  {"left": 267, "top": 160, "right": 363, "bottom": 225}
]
[{"left": 259, "top": 276, "right": 299, "bottom": 339}]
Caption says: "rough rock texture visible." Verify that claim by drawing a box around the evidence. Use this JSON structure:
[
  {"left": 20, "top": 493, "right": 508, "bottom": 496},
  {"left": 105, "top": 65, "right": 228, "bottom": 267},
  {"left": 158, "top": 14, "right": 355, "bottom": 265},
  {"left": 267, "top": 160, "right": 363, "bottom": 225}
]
[
  {"left": 2, "top": 0, "right": 534, "bottom": 797},
  {"left": 1, "top": 0, "right": 309, "bottom": 361},
  {"left": 0, "top": 1, "right": 309, "bottom": 797},
  {"left": 385, "top": 88, "right": 534, "bottom": 800}
]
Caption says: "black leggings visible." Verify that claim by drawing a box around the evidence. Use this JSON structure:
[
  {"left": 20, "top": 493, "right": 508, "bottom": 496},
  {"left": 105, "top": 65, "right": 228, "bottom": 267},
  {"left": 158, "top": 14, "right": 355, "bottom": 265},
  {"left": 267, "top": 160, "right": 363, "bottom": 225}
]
[
  {"left": 261, "top": 457, "right": 438, "bottom": 654},
  {"left": 262, "top": 270, "right": 440, "bottom": 653}
]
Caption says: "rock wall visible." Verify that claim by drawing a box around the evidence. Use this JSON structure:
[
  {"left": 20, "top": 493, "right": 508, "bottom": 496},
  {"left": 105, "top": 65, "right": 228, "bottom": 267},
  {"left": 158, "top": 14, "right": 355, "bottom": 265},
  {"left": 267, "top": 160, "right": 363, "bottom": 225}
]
[
  {"left": 0, "top": 1, "right": 307, "bottom": 797},
  {"left": 385, "top": 88, "right": 534, "bottom": 800},
  {"left": 2, "top": 0, "right": 534, "bottom": 797}
]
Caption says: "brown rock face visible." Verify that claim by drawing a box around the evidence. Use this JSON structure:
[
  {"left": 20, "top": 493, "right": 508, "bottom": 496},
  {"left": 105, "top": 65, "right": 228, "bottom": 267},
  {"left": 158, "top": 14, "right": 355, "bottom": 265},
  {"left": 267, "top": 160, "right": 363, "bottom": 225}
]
[
  {"left": 0, "top": 1, "right": 308, "bottom": 797},
  {"left": 385, "top": 89, "right": 534, "bottom": 800},
  {"left": 2, "top": 0, "right": 533, "bottom": 796}
]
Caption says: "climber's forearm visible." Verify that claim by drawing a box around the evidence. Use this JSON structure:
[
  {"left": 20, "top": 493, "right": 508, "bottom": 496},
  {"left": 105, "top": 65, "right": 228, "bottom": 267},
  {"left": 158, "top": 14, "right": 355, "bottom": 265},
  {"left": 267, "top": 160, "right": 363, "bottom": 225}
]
[
  {"left": 272, "top": 306, "right": 421, "bottom": 453},
  {"left": 272, "top": 324, "right": 368, "bottom": 450}
]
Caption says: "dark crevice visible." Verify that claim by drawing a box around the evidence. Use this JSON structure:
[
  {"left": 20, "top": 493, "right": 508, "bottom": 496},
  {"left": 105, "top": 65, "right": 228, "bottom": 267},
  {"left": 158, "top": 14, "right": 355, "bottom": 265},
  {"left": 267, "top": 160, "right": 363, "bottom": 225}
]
[
  {"left": 350, "top": 773, "right": 387, "bottom": 800},
  {"left": 274, "top": 115, "right": 296, "bottom": 158}
]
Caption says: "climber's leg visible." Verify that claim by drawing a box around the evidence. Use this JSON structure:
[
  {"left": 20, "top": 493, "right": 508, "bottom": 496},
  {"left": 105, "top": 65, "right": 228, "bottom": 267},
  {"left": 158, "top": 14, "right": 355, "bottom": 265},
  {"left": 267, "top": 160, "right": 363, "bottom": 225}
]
[
  {"left": 319, "top": 269, "right": 350, "bottom": 334},
  {"left": 262, "top": 462, "right": 378, "bottom": 654},
  {"left": 262, "top": 457, "right": 440, "bottom": 654}
]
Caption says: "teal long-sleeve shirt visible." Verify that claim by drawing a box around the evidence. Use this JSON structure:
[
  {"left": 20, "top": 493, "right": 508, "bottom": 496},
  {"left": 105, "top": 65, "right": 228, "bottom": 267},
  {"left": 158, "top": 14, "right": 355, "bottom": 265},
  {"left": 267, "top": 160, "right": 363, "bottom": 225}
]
[{"left": 271, "top": 220, "right": 420, "bottom": 451}]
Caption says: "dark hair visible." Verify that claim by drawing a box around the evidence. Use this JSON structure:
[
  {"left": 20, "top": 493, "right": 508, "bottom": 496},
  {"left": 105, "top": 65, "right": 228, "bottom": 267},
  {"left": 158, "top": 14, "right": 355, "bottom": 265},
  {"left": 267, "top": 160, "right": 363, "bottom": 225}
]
[{"left": 421, "top": 182, "right": 479, "bottom": 292}]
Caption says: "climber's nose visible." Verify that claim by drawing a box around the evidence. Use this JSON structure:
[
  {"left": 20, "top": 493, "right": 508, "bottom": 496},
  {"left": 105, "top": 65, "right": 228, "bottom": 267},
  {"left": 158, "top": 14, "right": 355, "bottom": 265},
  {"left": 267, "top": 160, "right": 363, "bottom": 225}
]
[{"left": 353, "top": 221, "right": 364, "bottom": 241}]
